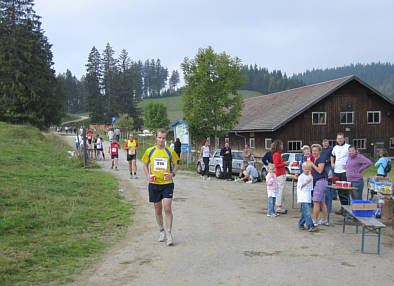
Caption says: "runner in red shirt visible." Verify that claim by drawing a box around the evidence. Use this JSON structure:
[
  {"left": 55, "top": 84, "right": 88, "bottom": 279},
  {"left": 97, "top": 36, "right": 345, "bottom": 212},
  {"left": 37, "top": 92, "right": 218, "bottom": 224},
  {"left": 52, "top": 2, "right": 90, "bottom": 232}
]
[
  {"left": 87, "top": 130, "right": 93, "bottom": 144},
  {"left": 109, "top": 137, "right": 121, "bottom": 170}
]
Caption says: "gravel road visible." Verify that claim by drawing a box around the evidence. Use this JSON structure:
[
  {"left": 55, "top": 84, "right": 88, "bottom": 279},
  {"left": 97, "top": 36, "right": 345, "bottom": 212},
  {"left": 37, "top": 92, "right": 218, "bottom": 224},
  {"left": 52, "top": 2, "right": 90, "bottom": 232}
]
[{"left": 64, "top": 137, "right": 394, "bottom": 286}]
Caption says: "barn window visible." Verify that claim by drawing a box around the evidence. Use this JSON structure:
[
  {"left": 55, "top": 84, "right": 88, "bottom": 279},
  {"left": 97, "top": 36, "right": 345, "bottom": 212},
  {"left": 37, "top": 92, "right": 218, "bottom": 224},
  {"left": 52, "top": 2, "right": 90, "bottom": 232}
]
[
  {"left": 312, "top": 112, "right": 327, "bottom": 125},
  {"left": 390, "top": 138, "right": 394, "bottom": 149},
  {"left": 288, "top": 140, "right": 302, "bottom": 152},
  {"left": 353, "top": 139, "right": 367, "bottom": 150},
  {"left": 225, "top": 137, "right": 229, "bottom": 144},
  {"left": 328, "top": 140, "right": 336, "bottom": 147},
  {"left": 367, "top": 111, "right": 381, "bottom": 124},
  {"left": 340, "top": 112, "right": 354, "bottom": 124},
  {"left": 249, "top": 138, "right": 255, "bottom": 148},
  {"left": 265, "top": 138, "right": 272, "bottom": 150}
]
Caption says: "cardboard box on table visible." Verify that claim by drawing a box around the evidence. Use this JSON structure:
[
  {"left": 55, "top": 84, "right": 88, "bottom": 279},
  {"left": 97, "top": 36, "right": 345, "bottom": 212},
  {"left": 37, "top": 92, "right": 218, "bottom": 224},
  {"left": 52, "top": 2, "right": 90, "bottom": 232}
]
[{"left": 382, "top": 197, "right": 393, "bottom": 220}]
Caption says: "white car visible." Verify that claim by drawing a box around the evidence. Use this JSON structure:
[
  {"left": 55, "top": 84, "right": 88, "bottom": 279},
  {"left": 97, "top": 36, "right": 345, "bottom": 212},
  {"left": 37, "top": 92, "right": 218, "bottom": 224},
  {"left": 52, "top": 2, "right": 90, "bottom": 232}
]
[
  {"left": 260, "top": 152, "right": 302, "bottom": 180},
  {"left": 197, "top": 149, "right": 257, "bottom": 179}
]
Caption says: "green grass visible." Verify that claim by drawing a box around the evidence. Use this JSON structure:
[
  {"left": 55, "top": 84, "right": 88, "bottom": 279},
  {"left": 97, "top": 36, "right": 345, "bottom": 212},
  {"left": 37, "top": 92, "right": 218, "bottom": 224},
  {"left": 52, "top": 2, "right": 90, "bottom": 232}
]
[
  {"left": 138, "top": 90, "right": 264, "bottom": 123},
  {"left": 0, "top": 122, "right": 133, "bottom": 285}
]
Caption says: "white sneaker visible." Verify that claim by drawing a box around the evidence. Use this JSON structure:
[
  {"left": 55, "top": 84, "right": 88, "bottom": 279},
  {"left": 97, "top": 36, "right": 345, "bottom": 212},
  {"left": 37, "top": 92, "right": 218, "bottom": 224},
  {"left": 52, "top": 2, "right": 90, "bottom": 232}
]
[
  {"left": 246, "top": 180, "right": 253, "bottom": 184},
  {"left": 133, "top": 174, "right": 138, "bottom": 179},
  {"left": 206, "top": 177, "right": 211, "bottom": 181},
  {"left": 166, "top": 231, "right": 174, "bottom": 246},
  {"left": 158, "top": 231, "right": 166, "bottom": 242},
  {"left": 129, "top": 174, "right": 133, "bottom": 179}
]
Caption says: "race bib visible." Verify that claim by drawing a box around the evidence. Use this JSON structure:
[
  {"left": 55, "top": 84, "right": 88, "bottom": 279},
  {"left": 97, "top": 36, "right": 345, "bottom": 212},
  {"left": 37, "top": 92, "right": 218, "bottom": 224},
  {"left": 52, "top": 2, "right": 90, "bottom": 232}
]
[
  {"left": 153, "top": 158, "right": 168, "bottom": 171},
  {"left": 112, "top": 147, "right": 117, "bottom": 153},
  {"left": 129, "top": 149, "right": 136, "bottom": 155}
]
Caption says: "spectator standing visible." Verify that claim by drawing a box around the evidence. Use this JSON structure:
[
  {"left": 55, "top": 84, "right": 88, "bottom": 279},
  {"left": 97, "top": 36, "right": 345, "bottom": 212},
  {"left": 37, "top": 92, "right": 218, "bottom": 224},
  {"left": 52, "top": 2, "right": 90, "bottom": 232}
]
[
  {"left": 271, "top": 140, "right": 289, "bottom": 214},
  {"left": 331, "top": 132, "right": 350, "bottom": 214},
  {"left": 174, "top": 138, "right": 181, "bottom": 159},
  {"left": 261, "top": 150, "right": 273, "bottom": 165},
  {"left": 170, "top": 140, "right": 175, "bottom": 150},
  {"left": 266, "top": 164, "right": 279, "bottom": 217},
  {"left": 114, "top": 127, "right": 121, "bottom": 142},
  {"left": 242, "top": 143, "right": 254, "bottom": 162},
  {"left": 346, "top": 145, "right": 372, "bottom": 200},
  {"left": 108, "top": 129, "right": 114, "bottom": 143},
  {"left": 321, "top": 139, "right": 334, "bottom": 223},
  {"left": 220, "top": 142, "right": 233, "bottom": 180},
  {"left": 375, "top": 149, "right": 390, "bottom": 177},
  {"left": 199, "top": 140, "right": 213, "bottom": 180},
  {"left": 300, "top": 145, "right": 315, "bottom": 174},
  {"left": 310, "top": 144, "right": 328, "bottom": 226}
]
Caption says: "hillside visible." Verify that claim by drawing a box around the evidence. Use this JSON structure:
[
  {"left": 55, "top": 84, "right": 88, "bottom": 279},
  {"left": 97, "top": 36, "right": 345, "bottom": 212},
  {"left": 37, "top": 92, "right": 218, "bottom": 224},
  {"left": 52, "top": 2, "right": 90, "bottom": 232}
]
[
  {"left": 293, "top": 62, "right": 394, "bottom": 101},
  {"left": 139, "top": 90, "right": 265, "bottom": 122},
  {"left": 0, "top": 122, "right": 132, "bottom": 285}
]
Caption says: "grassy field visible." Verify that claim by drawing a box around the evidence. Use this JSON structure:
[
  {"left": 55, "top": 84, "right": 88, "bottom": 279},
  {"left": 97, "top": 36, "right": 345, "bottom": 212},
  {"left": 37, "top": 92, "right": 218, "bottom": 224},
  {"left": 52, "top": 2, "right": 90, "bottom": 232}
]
[
  {"left": 138, "top": 90, "right": 264, "bottom": 122},
  {"left": 0, "top": 122, "right": 133, "bottom": 285}
]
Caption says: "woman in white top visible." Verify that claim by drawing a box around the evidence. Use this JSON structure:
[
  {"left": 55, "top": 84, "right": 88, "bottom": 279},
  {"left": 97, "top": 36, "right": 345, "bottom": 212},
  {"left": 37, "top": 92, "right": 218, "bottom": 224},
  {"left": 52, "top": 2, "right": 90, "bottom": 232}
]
[
  {"left": 96, "top": 136, "right": 105, "bottom": 160},
  {"left": 199, "top": 140, "right": 213, "bottom": 179}
]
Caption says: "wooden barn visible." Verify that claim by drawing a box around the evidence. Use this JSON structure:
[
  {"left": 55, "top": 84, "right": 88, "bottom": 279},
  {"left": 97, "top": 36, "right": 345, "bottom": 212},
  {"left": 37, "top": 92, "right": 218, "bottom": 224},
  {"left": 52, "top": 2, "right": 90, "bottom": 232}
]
[{"left": 222, "top": 75, "right": 394, "bottom": 158}]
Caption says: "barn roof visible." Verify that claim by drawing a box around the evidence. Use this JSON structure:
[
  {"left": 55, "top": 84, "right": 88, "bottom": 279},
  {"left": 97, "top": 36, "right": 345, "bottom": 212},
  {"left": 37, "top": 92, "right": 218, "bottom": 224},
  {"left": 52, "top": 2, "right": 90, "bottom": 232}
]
[{"left": 233, "top": 75, "right": 394, "bottom": 132}]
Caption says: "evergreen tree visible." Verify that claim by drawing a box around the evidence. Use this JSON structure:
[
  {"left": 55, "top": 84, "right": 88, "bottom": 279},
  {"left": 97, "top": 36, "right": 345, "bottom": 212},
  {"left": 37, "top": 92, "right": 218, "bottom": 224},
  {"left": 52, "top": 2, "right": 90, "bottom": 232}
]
[
  {"left": 102, "top": 43, "right": 118, "bottom": 121},
  {"left": 0, "top": 0, "right": 64, "bottom": 128},
  {"left": 169, "top": 70, "right": 180, "bottom": 90},
  {"left": 85, "top": 46, "right": 104, "bottom": 122}
]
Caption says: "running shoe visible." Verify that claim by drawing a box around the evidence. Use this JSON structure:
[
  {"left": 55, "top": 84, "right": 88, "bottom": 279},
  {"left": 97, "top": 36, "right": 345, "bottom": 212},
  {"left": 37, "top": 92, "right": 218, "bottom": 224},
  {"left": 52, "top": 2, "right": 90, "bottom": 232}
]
[
  {"left": 158, "top": 231, "right": 166, "bottom": 242},
  {"left": 271, "top": 213, "right": 280, "bottom": 217},
  {"left": 276, "top": 207, "right": 287, "bottom": 214},
  {"left": 319, "top": 220, "right": 329, "bottom": 226},
  {"left": 166, "top": 232, "right": 174, "bottom": 246},
  {"left": 129, "top": 174, "right": 133, "bottom": 179},
  {"left": 308, "top": 226, "right": 319, "bottom": 232}
]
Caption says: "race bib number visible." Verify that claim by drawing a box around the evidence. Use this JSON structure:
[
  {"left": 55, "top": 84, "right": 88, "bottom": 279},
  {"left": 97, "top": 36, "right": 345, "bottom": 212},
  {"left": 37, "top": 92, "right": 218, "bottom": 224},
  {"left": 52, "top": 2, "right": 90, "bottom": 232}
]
[
  {"left": 153, "top": 158, "right": 168, "bottom": 171},
  {"left": 129, "top": 149, "right": 136, "bottom": 155},
  {"left": 112, "top": 147, "right": 117, "bottom": 153}
]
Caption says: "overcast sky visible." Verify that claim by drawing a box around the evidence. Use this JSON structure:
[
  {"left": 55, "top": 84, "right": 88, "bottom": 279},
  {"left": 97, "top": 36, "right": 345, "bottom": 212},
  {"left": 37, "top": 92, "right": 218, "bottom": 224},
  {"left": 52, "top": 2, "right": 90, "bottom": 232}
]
[{"left": 34, "top": 0, "right": 394, "bottom": 79}]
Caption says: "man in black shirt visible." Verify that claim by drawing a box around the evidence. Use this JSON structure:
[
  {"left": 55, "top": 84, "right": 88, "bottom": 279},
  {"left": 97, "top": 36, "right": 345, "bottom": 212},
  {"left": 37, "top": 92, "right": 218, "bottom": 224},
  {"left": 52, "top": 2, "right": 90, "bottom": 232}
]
[
  {"left": 220, "top": 142, "right": 233, "bottom": 180},
  {"left": 174, "top": 138, "right": 181, "bottom": 159}
]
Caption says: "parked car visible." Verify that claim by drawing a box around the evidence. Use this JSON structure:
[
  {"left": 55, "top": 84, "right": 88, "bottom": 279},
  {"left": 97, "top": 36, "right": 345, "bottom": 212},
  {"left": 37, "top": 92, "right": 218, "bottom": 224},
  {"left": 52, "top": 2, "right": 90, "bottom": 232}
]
[
  {"left": 197, "top": 149, "right": 257, "bottom": 179},
  {"left": 260, "top": 152, "right": 303, "bottom": 180}
]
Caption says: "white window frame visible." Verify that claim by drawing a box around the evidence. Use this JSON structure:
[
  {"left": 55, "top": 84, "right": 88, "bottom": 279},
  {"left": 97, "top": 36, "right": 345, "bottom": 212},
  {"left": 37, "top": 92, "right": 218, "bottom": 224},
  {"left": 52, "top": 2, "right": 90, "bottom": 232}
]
[
  {"left": 340, "top": 112, "right": 354, "bottom": 125},
  {"left": 312, "top": 112, "right": 327, "bottom": 125},
  {"left": 265, "top": 138, "right": 272, "bottom": 150},
  {"left": 249, "top": 138, "right": 255, "bottom": 149},
  {"left": 389, "top": 138, "right": 394, "bottom": 149},
  {"left": 288, "top": 140, "right": 302, "bottom": 152},
  {"left": 353, "top": 138, "right": 367, "bottom": 150},
  {"left": 367, "top": 111, "right": 381, "bottom": 124},
  {"left": 225, "top": 137, "right": 229, "bottom": 144},
  {"left": 327, "top": 140, "right": 336, "bottom": 147}
]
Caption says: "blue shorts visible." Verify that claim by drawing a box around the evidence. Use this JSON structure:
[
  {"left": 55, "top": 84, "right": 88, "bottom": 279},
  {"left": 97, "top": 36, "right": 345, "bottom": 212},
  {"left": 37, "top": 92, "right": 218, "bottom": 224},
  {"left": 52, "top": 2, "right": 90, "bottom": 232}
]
[
  {"left": 148, "top": 183, "right": 174, "bottom": 203},
  {"left": 111, "top": 154, "right": 118, "bottom": 159}
]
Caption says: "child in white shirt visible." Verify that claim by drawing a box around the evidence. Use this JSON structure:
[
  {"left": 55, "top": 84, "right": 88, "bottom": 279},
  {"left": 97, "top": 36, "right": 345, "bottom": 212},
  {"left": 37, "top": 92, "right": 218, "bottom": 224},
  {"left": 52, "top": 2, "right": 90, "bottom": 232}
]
[
  {"left": 266, "top": 164, "right": 279, "bottom": 217},
  {"left": 297, "top": 162, "right": 318, "bottom": 232}
]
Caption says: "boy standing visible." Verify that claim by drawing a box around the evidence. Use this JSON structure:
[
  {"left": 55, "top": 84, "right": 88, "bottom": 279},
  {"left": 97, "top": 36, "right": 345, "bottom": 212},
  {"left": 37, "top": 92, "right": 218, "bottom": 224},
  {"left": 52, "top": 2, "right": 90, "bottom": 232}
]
[{"left": 297, "top": 162, "right": 318, "bottom": 232}]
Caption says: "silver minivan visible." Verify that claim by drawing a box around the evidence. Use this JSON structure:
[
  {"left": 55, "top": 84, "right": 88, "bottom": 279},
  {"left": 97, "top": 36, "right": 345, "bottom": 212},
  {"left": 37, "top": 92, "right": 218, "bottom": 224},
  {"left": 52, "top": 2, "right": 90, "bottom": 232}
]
[{"left": 197, "top": 149, "right": 256, "bottom": 179}]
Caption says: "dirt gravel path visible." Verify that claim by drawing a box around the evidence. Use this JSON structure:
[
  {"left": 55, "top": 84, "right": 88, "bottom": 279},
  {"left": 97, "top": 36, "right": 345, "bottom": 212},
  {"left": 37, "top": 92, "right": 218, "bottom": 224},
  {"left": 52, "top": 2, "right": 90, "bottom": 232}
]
[{"left": 63, "top": 137, "right": 394, "bottom": 286}]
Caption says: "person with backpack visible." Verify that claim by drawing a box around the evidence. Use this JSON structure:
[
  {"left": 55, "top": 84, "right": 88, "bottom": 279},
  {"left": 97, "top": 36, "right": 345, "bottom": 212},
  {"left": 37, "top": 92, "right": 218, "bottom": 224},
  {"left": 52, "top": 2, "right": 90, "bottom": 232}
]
[
  {"left": 375, "top": 149, "right": 391, "bottom": 177},
  {"left": 142, "top": 129, "right": 179, "bottom": 246}
]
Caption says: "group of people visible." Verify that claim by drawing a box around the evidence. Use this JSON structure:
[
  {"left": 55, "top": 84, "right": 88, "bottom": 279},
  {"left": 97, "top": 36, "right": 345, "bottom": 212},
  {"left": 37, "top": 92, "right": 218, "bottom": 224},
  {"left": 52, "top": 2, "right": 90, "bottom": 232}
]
[
  {"left": 265, "top": 132, "right": 391, "bottom": 233},
  {"left": 56, "top": 125, "right": 78, "bottom": 134}
]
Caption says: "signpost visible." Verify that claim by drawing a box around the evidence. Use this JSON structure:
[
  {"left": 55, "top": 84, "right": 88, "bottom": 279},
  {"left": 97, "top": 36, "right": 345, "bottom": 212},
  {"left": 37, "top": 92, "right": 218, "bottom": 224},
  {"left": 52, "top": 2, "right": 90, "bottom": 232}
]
[{"left": 170, "top": 120, "right": 191, "bottom": 167}]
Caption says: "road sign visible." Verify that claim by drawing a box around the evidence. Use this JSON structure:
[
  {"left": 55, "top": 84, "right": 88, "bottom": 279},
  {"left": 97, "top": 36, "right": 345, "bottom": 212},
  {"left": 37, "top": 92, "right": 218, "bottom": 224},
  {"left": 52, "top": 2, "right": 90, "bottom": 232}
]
[{"left": 112, "top": 117, "right": 117, "bottom": 124}]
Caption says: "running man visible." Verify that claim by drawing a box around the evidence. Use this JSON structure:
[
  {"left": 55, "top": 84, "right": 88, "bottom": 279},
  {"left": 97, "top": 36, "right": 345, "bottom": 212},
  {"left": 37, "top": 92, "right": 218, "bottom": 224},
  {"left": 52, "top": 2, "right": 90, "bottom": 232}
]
[
  {"left": 109, "top": 137, "right": 121, "bottom": 170},
  {"left": 124, "top": 134, "right": 139, "bottom": 179},
  {"left": 142, "top": 129, "right": 179, "bottom": 246}
]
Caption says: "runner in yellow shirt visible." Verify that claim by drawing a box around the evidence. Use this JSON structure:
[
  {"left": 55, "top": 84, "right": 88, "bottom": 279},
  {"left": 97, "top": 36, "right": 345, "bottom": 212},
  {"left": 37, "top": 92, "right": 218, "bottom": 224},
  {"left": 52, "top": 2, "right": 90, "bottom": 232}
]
[
  {"left": 124, "top": 134, "right": 139, "bottom": 179},
  {"left": 142, "top": 129, "right": 179, "bottom": 246}
]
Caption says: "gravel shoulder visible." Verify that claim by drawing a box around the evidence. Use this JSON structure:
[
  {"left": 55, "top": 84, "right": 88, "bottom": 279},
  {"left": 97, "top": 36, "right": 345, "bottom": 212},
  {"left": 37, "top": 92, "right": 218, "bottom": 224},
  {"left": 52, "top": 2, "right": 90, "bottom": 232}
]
[{"left": 62, "top": 136, "right": 394, "bottom": 286}]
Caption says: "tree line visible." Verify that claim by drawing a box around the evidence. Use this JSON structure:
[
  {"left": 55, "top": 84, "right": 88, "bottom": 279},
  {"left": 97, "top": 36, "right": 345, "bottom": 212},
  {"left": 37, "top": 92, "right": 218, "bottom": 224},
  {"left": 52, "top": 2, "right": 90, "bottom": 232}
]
[
  {"left": 0, "top": 0, "right": 64, "bottom": 129},
  {"left": 240, "top": 65, "right": 304, "bottom": 94},
  {"left": 292, "top": 62, "right": 394, "bottom": 101}
]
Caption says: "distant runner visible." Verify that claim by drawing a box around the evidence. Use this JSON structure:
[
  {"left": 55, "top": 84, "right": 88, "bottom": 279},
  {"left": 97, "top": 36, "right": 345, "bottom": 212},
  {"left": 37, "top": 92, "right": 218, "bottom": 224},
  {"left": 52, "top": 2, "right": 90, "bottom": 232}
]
[
  {"left": 142, "top": 129, "right": 179, "bottom": 246},
  {"left": 109, "top": 138, "right": 121, "bottom": 170},
  {"left": 96, "top": 136, "right": 105, "bottom": 160},
  {"left": 125, "top": 134, "right": 139, "bottom": 179}
]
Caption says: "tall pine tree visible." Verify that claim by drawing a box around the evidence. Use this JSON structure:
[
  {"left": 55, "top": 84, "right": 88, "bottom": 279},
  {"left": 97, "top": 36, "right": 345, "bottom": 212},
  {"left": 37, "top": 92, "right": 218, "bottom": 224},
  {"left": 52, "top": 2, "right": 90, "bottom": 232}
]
[{"left": 0, "top": 0, "right": 64, "bottom": 128}]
